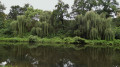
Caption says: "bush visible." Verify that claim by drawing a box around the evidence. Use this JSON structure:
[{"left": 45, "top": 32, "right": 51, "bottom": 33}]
[
  {"left": 28, "top": 35, "right": 38, "bottom": 43},
  {"left": 74, "top": 30, "right": 81, "bottom": 36},
  {"left": 63, "top": 37, "right": 73, "bottom": 44},
  {"left": 31, "top": 27, "right": 36, "bottom": 35},
  {"left": 73, "top": 36, "right": 87, "bottom": 44}
]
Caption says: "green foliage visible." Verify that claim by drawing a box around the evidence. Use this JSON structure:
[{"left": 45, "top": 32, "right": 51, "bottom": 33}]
[
  {"left": 0, "top": 37, "right": 28, "bottom": 42},
  {"left": 104, "top": 28, "right": 115, "bottom": 41},
  {"left": 72, "top": 0, "right": 119, "bottom": 17},
  {"left": 17, "top": 15, "right": 26, "bottom": 37},
  {"left": 50, "top": 0, "right": 69, "bottom": 31},
  {"left": 63, "top": 37, "right": 73, "bottom": 44},
  {"left": 73, "top": 11, "right": 114, "bottom": 40},
  {"left": 10, "top": 21, "right": 18, "bottom": 36},
  {"left": 0, "top": 28, "right": 12, "bottom": 37},
  {"left": 90, "top": 28, "right": 99, "bottom": 40},
  {"left": 36, "top": 27, "right": 42, "bottom": 37},
  {"left": 9, "top": 6, "right": 53, "bottom": 38},
  {"left": 28, "top": 35, "right": 38, "bottom": 43},
  {"left": 113, "top": 17, "right": 120, "bottom": 27},
  {"left": 31, "top": 22, "right": 50, "bottom": 37},
  {"left": 0, "top": 1, "right": 6, "bottom": 29},
  {"left": 74, "top": 30, "right": 81, "bottom": 36},
  {"left": 31, "top": 27, "right": 36, "bottom": 35},
  {"left": 0, "top": 1, "right": 118, "bottom": 44},
  {"left": 0, "top": 1, "right": 5, "bottom": 11},
  {"left": 10, "top": 15, "right": 26, "bottom": 37},
  {"left": 115, "top": 27, "right": 120, "bottom": 39},
  {"left": 8, "top": 4, "right": 31, "bottom": 20},
  {"left": 73, "top": 36, "right": 87, "bottom": 44}
]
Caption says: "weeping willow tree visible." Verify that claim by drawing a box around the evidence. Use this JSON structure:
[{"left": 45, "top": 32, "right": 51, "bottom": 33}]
[
  {"left": 10, "top": 15, "right": 26, "bottom": 37},
  {"left": 74, "top": 15, "right": 85, "bottom": 37},
  {"left": 31, "top": 21, "right": 50, "bottom": 37},
  {"left": 75, "top": 11, "right": 114, "bottom": 40},
  {"left": 10, "top": 21, "right": 18, "bottom": 36},
  {"left": 9, "top": 6, "right": 53, "bottom": 37},
  {"left": 90, "top": 27, "right": 99, "bottom": 40},
  {"left": 17, "top": 15, "right": 26, "bottom": 37},
  {"left": 36, "top": 27, "right": 42, "bottom": 37},
  {"left": 25, "top": 17, "right": 33, "bottom": 32},
  {"left": 104, "top": 28, "right": 114, "bottom": 41},
  {"left": 41, "top": 22, "right": 49, "bottom": 36},
  {"left": 31, "top": 27, "right": 36, "bottom": 35}
]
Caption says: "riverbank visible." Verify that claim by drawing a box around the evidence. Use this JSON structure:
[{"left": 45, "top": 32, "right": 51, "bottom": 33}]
[
  {"left": 1, "top": 37, "right": 120, "bottom": 50},
  {"left": 0, "top": 37, "right": 120, "bottom": 46},
  {"left": 0, "top": 36, "right": 87, "bottom": 44}
]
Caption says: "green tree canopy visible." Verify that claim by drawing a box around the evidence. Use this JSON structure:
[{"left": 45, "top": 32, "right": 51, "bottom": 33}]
[
  {"left": 72, "top": 0, "right": 119, "bottom": 17},
  {"left": 0, "top": 1, "right": 6, "bottom": 29},
  {"left": 73, "top": 11, "right": 114, "bottom": 40},
  {"left": 8, "top": 4, "right": 31, "bottom": 20},
  {"left": 50, "top": 0, "right": 69, "bottom": 30}
]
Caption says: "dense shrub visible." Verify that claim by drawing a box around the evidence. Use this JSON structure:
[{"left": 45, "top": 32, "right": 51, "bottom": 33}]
[
  {"left": 31, "top": 27, "right": 36, "bottom": 35},
  {"left": 73, "top": 36, "right": 87, "bottom": 44},
  {"left": 28, "top": 35, "right": 38, "bottom": 43},
  {"left": 63, "top": 37, "right": 73, "bottom": 44}
]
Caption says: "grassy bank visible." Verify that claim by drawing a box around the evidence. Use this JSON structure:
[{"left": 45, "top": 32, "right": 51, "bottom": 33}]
[
  {"left": 0, "top": 36, "right": 88, "bottom": 44},
  {"left": 0, "top": 37, "right": 120, "bottom": 47},
  {"left": 88, "top": 40, "right": 120, "bottom": 46},
  {"left": 1, "top": 37, "right": 120, "bottom": 50},
  {"left": 0, "top": 37, "right": 28, "bottom": 42}
]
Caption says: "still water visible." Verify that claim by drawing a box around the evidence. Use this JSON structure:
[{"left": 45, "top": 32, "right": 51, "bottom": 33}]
[{"left": 0, "top": 44, "right": 120, "bottom": 67}]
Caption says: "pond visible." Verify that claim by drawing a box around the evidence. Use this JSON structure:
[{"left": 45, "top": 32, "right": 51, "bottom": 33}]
[{"left": 0, "top": 44, "right": 120, "bottom": 67}]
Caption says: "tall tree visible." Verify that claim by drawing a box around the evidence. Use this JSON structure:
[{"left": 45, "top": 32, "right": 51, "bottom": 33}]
[
  {"left": 96, "top": 0, "right": 119, "bottom": 17},
  {"left": 51, "top": 0, "right": 69, "bottom": 30},
  {"left": 8, "top": 4, "right": 31, "bottom": 20},
  {"left": 72, "top": 0, "right": 97, "bottom": 16},
  {"left": 0, "top": 1, "right": 5, "bottom": 28},
  {"left": 8, "top": 5, "right": 22, "bottom": 20},
  {"left": 0, "top": 1, "right": 5, "bottom": 12},
  {"left": 73, "top": 11, "right": 114, "bottom": 40},
  {"left": 72, "top": 0, "right": 119, "bottom": 17}
]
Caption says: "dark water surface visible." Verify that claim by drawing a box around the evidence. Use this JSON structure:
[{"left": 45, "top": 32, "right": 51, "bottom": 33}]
[{"left": 0, "top": 44, "right": 120, "bottom": 67}]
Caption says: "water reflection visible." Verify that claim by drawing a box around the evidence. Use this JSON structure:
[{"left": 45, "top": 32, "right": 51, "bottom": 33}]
[
  {"left": 0, "top": 44, "right": 120, "bottom": 67},
  {"left": 56, "top": 59, "right": 74, "bottom": 67}
]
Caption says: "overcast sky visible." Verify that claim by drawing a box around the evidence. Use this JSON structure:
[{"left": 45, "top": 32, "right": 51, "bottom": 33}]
[{"left": 0, "top": 0, "right": 120, "bottom": 14}]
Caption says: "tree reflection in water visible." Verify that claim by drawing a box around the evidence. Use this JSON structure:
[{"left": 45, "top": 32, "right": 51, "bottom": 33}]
[{"left": 0, "top": 44, "right": 120, "bottom": 67}]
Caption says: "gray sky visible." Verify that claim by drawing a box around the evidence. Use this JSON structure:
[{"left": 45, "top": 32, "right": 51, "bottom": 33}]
[
  {"left": 0, "top": 0, "right": 120, "bottom": 14},
  {"left": 1, "top": 0, "right": 74, "bottom": 14}
]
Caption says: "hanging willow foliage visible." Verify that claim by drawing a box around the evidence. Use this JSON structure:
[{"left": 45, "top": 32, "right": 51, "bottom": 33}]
[
  {"left": 10, "top": 21, "right": 18, "bottom": 36},
  {"left": 17, "top": 15, "right": 26, "bottom": 37},
  {"left": 10, "top": 21, "right": 18, "bottom": 31},
  {"left": 31, "top": 27, "right": 36, "bottom": 35},
  {"left": 36, "top": 27, "right": 42, "bottom": 37},
  {"left": 25, "top": 17, "right": 32, "bottom": 31},
  {"left": 104, "top": 28, "right": 114, "bottom": 41},
  {"left": 41, "top": 22, "right": 49, "bottom": 36},
  {"left": 75, "top": 11, "right": 114, "bottom": 40},
  {"left": 30, "top": 21, "right": 50, "bottom": 37},
  {"left": 90, "top": 27, "right": 98, "bottom": 40}
]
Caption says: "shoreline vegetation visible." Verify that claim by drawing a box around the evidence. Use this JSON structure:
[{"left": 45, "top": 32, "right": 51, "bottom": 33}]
[
  {"left": 1, "top": 36, "right": 120, "bottom": 46},
  {"left": 1, "top": 37, "right": 120, "bottom": 50}
]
